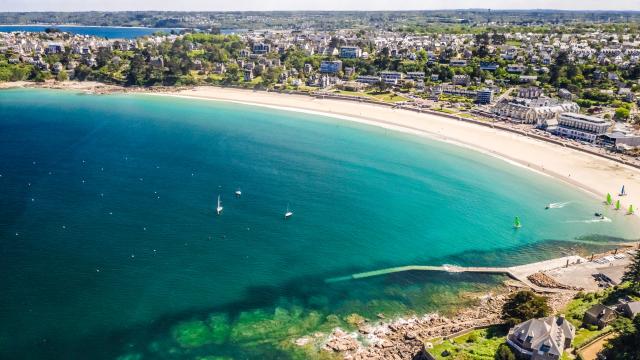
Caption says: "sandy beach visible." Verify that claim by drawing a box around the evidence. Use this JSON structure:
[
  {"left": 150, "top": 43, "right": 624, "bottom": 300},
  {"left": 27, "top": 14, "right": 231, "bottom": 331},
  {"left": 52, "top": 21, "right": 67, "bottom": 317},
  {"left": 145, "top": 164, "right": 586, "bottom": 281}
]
[
  {"left": 3, "top": 81, "right": 640, "bottom": 212},
  {"left": 157, "top": 86, "right": 640, "bottom": 211}
]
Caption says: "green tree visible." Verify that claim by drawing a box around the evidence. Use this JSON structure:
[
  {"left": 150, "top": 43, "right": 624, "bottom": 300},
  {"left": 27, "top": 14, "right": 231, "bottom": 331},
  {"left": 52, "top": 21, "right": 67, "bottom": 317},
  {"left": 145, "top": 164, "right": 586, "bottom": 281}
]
[
  {"left": 622, "top": 249, "right": 640, "bottom": 290},
  {"left": 501, "top": 290, "right": 551, "bottom": 326},
  {"left": 495, "top": 343, "right": 516, "bottom": 360},
  {"left": 615, "top": 107, "right": 631, "bottom": 120},
  {"left": 56, "top": 70, "right": 68, "bottom": 82},
  {"left": 601, "top": 315, "right": 640, "bottom": 359}
]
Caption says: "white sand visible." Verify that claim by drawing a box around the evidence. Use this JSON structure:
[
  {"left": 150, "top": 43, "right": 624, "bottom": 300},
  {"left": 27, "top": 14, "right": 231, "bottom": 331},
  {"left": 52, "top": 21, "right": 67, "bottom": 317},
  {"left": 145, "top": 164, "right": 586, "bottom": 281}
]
[{"left": 159, "top": 86, "right": 640, "bottom": 213}]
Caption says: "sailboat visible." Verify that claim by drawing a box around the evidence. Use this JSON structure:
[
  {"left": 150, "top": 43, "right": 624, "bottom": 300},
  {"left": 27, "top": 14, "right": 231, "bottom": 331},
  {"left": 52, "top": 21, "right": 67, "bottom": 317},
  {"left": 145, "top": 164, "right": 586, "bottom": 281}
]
[
  {"left": 514, "top": 216, "right": 522, "bottom": 229},
  {"left": 606, "top": 193, "right": 613, "bottom": 205},
  {"left": 615, "top": 200, "right": 621, "bottom": 210},
  {"left": 628, "top": 204, "right": 634, "bottom": 215},
  {"left": 619, "top": 185, "right": 627, "bottom": 196},
  {"left": 216, "top": 195, "right": 223, "bottom": 215},
  {"left": 235, "top": 188, "right": 242, "bottom": 198},
  {"left": 284, "top": 204, "right": 293, "bottom": 219}
]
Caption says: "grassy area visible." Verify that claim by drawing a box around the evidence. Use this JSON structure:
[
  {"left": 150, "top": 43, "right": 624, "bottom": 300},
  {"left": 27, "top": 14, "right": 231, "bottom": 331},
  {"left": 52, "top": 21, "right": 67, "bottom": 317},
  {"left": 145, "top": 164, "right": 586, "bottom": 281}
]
[
  {"left": 429, "top": 326, "right": 508, "bottom": 360},
  {"left": 333, "top": 90, "right": 410, "bottom": 103},
  {"left": 573, "top": 326, "right": 611, "bottom": 348},
  {"left": 367, "top": 91, "right": 409, "bottom": 103},
  {"left": 506, "top": 40, "right": 522, "bottom": 47}
]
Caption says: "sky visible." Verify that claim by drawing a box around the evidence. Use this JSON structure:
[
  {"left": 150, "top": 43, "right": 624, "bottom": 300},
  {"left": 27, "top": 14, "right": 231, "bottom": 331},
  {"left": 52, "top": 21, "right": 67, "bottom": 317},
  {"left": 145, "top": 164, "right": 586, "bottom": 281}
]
[{"left": 1, "top": 0, "right": 638, "bottom": 12}]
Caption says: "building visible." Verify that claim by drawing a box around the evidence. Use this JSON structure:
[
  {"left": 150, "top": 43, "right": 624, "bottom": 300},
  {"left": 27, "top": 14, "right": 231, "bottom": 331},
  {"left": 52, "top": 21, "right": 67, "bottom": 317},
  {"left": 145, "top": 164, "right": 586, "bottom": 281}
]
[
  {"left": 476, "top": 88, "right": 494, "bottom": 104},
  {"left": 356, "top": 75, "right": 381, "bottom": 84},
  {"left": 449, "top": 59, "right": 468, "bottom": 67},
  {"left": 406, "top": 71, "right": 425, "bottom": 80},
  {"left": 558, "top": 88, "right": 574, "bottom": 100},
  {"left": 452, "top": 74, "right": 470, "bottom": 86},
  {"left": 339, "top": 46, "right": 361, "bottom": 59},
  {"left": 507, "top": 316, "right": 575, "bottom": 360},
  {"left": 507, "top": 64, "right": 526, "bottom": 73},
  {"left": 480, "top": 62, "right": 499, "bottom": 71},
  {"left": 252, "top": 43, "right": 271, "bottom": 54},
  {"left": 618, "top": 301, "right": 640, "bottom": 319},
  {"left": 243, "top": 69, "right": 253, "bottom": 82},
  {"left": 493, "top": 98, "right": 579, "bottom": 124},
  {"left": 556, "top": 113, "right": 610, "bottom": 143},
  {"left": 319, "top": 60, "right": 342, "bottom": 74},
  {"left": 380, "top": 71, "right": 403, "bottom": 85},
  {"left": 518, "top": 87, "right": 542, "bottom": 99},
  {"left": 583, "top": 304, "right": 617, "bottom": 329}
]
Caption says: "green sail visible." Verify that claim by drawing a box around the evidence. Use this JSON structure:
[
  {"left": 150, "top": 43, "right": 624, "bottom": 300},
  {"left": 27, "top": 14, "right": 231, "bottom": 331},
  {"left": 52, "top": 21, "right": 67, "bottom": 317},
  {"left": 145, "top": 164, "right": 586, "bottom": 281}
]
[
  {"left": 606, "top": 193, "right": 612, "bottom": 205},
  {"left": 514, "top": 216, "right": 521, "bottom": 228},
  {"left": 628, "top": 205, "right": 634, "bottom": 215},
  {"left": 616, "top": 200, "right": 621, "bottom": 210}
]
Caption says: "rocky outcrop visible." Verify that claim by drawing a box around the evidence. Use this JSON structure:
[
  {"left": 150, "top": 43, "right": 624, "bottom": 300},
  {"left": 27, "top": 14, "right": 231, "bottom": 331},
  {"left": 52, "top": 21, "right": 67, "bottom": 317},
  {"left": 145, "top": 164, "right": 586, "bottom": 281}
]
[{"left": 527, "top": 272, "right": 583, "bottom": 291}]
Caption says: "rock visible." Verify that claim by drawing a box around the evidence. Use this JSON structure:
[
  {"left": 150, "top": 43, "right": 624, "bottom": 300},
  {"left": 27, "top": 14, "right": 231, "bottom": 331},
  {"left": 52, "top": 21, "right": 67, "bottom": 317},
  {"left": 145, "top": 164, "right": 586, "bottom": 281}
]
[
  {"left": 404, "top": 332, "right": 416, "bottom": 340},
  {"left": 377, "top": 313, "right": 386, "bottom": 319}
]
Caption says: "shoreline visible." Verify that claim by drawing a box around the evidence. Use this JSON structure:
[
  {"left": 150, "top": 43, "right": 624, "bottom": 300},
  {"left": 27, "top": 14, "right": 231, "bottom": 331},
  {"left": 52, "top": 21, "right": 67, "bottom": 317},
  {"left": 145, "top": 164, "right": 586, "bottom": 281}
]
[
  {"left": 3, "top": 81, "right": 640, "bottom": 212},
  {"left": 3, "top": 81, "right": 639, "bottom": 359}
]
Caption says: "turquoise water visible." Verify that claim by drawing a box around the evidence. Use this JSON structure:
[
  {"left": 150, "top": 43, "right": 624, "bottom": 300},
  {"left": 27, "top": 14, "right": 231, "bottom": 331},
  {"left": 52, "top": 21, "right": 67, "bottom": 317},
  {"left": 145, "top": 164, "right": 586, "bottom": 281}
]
[
  {"left": 0, "top": 25, "right": 185, "bottom": 39},
  {"left": 0, "top": 88, "right": 637, "bottom": 359}
]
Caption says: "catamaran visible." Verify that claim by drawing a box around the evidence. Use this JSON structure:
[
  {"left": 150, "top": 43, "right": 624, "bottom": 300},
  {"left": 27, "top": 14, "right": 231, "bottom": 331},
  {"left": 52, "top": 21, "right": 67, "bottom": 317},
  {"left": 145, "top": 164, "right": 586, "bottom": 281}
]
[
  {"left": 216, "top": 195, "right": 223, "bottom": 215},
  {"left": 284, "top": 204, "right": 293, "bottom": 219},
  {"left": 235, "top": 189, "right": 242, "bottom": 198},
  {"left": 513, "top": 216, "right": 522, "bottom": 229},
  {"left": 619, "top": 185, "right": 627, "bottom": 196}
]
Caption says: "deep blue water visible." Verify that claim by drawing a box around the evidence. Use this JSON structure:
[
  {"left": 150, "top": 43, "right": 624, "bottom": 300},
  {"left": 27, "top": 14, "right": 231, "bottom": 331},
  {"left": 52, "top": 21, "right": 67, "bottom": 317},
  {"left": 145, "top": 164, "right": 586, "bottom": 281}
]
[
  {"left": 0, "top": 25, "right": 184, "bottom": 39},
  {"left": 0, "top": 88, "right": 637, "bottom": 359}
]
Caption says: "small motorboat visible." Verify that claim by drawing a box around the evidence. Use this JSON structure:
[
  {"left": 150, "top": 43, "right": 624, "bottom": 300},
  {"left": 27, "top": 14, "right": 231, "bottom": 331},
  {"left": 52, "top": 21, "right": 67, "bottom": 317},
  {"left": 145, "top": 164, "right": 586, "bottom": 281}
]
[
  {"left": 284, "top": 204, "right": 293, "bottom": 219},
  {"left": 235, "top": 189, "right": 242, "bottom": 198},
  {"left": 545, "top": 204, "right": 550, "bottom": 210},
  {"left": 594, "top": 212, "right": 603, "bottom": 218}
]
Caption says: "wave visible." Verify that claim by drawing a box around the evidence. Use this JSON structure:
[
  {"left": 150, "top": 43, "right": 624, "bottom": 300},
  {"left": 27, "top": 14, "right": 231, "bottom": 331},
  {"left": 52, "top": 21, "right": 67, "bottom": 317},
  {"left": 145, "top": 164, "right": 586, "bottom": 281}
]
[
  {"left": 565, "top": 216, "right": 612, "bottom": 224},
  {"left": 547, "top": 201, "right": 571, "bottom": 209}
]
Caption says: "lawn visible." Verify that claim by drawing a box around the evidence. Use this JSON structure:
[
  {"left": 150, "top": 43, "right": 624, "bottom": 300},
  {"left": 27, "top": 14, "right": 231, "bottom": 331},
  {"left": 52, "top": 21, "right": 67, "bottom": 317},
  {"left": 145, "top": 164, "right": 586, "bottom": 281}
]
[
  {"left": 333, "top": 90, "right": 410, "bottom": 103},
  {"left": 429, "top": 326, "right": 508, "bottom": 360}
]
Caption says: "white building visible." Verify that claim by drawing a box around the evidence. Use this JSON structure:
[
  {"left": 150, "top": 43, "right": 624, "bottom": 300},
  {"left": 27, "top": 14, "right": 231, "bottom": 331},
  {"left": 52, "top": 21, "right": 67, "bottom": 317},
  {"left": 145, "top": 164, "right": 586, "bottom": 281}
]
[{"left": 556, "top": 113, "right": 610, "bottom": 143}]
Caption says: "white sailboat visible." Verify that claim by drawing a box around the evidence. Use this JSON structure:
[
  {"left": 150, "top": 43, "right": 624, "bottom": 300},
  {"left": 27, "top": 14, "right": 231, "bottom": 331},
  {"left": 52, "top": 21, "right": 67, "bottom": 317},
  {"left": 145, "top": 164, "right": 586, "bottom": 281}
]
[
  {"left": 216, "top": 195, "right": 223, "bottom": 215},
  {"left": 284, "top": 204, "right": 293, "bottom": 219},
  {"left": 235, "top": 188, "right": 242, "bottom": 198}
]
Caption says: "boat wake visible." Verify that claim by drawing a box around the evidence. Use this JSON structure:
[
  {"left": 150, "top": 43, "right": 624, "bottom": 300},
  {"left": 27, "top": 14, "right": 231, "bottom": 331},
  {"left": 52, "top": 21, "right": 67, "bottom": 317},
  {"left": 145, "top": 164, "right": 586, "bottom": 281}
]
[
  {"left": 565, "top": 217, "right": 612, "bottom": 224},
  {"left": 547, "top": 201, "right": 571, "bottom": 209}
]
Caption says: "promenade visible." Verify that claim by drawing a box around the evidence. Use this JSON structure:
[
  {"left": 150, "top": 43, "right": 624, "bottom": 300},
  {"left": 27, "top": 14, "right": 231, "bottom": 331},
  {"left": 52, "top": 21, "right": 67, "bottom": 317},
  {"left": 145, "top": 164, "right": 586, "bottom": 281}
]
[{"left": 326, "top": 255, "right": 588, "bottom": 293}]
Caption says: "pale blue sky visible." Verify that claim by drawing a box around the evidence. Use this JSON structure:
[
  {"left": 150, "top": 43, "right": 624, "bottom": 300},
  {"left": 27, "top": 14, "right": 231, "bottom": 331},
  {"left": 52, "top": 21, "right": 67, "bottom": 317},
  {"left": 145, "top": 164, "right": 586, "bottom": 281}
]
[{"left": 1, "top": 0, "right": 638, "bottom": 11}]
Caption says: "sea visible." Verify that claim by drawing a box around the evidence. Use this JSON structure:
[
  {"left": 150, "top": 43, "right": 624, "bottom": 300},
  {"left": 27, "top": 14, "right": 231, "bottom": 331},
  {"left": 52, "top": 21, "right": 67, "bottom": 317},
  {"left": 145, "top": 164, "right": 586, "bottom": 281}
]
[
  {"left": 0, "top": 25, "right": 189, "bottom": 39},
  {"left": 0, "top": 88, "right": 637, "bottom": 359}
]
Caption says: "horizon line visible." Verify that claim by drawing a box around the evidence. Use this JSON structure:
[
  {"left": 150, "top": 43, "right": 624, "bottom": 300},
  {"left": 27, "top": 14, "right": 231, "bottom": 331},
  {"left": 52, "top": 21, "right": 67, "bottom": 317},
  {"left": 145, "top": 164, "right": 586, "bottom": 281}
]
[{"left": 1, "top": 8, "right": 639, "bottom": 13}]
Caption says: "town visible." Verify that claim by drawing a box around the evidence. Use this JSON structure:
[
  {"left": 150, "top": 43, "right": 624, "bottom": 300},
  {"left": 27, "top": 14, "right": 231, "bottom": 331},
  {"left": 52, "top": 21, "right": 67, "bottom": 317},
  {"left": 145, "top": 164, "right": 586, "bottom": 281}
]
[
  {"left": 2, "top": 9, "right": 640, "bottom": 360},
  {"left": 2, "top": 21, "right": 639, "bottom": 162}
]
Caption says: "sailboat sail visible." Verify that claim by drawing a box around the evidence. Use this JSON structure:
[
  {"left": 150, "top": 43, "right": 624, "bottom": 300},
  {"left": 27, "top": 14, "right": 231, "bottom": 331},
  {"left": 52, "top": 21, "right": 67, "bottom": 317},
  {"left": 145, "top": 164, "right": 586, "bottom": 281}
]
[
  {"left": 606, "top": 193, "right": 612, "bottom": 205},
  {"left": 616, "top": 200, "right": 621, "bottom": 210},
  {"left": 620, "top": 185, "right": 626, "bottom": 196},
  {"left": 628, "top": 205, "right": 634, "bottom": 215}
]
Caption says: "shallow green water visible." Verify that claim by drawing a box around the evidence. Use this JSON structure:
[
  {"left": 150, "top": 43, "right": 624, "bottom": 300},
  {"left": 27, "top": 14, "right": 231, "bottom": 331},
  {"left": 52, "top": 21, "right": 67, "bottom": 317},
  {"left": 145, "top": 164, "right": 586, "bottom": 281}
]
[{"left": 0, "top": 89, "right": 636, "bottom": 359}]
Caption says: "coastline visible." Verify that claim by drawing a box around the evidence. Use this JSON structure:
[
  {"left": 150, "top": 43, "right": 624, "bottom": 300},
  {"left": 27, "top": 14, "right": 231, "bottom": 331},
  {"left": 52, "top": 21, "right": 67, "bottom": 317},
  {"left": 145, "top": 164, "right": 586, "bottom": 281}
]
[
  {"left": 4, "top": 81, "right": 640, "bottom": 213},
  {"left": 3, "top": 81, "right": 640, "bottom": 359}
]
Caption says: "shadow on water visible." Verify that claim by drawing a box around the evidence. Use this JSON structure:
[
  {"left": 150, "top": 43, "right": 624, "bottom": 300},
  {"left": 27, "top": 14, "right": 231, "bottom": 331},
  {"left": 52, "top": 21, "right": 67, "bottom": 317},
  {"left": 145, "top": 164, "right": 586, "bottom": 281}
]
[{"left": 7, "top": 235, "right": 634, "bottom": 360}]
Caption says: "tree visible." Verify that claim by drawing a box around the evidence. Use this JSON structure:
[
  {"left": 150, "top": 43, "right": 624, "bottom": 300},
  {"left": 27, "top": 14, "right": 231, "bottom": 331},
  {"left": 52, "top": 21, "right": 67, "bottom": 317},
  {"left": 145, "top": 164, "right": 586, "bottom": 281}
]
[
  {"left": 495, "top": 343, "right": 516, "bottom": 360},
  {"left": 56, "top": 70, "right": 68, "bottom": 82},
  {"left": 600, "top": 315, "right": 640, "bottom": 360},
  {"left": 622, "top": 249, "right": 640, "bottom": 290},
  {"left": 501, "top": 290, "right": 551, "bottom": 326},
  {"left": 615, "top": 107, "right": 630, "bottom": 120}
]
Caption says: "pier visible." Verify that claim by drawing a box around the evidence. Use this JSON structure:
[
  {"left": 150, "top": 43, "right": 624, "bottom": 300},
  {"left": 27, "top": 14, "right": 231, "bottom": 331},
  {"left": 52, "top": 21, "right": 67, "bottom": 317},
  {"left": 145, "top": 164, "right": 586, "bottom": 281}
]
[{"left": 325, "top": 255, "right": 587, "bottom": 293}]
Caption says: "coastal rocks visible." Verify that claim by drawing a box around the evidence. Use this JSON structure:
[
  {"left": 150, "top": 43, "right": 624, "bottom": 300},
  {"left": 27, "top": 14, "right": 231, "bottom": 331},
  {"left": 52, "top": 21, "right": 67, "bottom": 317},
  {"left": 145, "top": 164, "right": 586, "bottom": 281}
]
[
  {"left": 527, "top": 272, "right": 584, "bottom": 291},
  {"left": 324, "top": 329, "right": 359, "bottom": 352}
]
